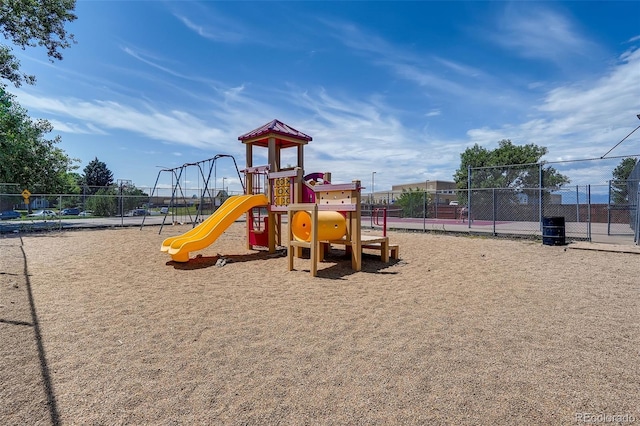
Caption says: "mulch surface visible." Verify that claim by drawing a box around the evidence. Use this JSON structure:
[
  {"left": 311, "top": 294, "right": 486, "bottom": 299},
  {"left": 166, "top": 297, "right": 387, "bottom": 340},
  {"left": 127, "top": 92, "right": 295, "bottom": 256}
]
[{"left": 1, "top": 224, "right": 638, "bottom": 424}]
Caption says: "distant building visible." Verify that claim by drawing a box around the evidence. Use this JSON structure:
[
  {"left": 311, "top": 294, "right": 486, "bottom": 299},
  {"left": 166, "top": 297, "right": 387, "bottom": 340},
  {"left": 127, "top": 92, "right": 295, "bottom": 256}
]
[
  {"left": 371, "top": 180, "right": 458, "bottom": 204},
  {"left": 31, "top": 198, "right": 50, "bottom": 209}
]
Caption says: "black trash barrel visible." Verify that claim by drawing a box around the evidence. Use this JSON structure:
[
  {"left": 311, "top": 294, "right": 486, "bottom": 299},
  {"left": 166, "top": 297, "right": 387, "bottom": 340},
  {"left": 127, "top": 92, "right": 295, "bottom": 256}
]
[{"left": 542, "top": 216, "right": 566, "bottom": 246}]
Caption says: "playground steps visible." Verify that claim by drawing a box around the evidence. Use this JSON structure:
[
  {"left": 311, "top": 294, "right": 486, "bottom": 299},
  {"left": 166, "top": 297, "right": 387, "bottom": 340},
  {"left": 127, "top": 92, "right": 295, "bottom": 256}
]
[
  {"left": 362, "top": 242, "right": 400, "bottom": 260},
  {"left": 326, "top": 235, "right": 398, "bottom": 263}
]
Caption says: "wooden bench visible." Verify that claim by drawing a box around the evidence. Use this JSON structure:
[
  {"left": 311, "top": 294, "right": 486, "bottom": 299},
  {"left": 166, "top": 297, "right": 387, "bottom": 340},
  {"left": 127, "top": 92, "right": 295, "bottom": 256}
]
[
  {"left": 325, "top": 235, "right": 399, "bottom": 263},
  {"left": 362, "top": 242, "right": 399, "bottom": 260}
]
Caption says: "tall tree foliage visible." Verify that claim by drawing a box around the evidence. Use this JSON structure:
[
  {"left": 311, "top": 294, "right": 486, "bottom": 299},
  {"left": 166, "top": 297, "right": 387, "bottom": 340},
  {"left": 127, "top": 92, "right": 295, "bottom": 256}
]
[
  {"left": 454, "top": 140, "right": 570, "bottom": 191},
  {"left": 85, "top": 187, "right": 117, "bottom": 217},
  {"left": 1, "top": 0, "right": 78, "bottom": 194},
  {"left": 82, "top": 157, "right": 114, "bottom": 193},
  {"left": 0, "top": 87, "right": 77, "bottom": 192},
  {"left": 611, "top": 157, "right": 638, "bottom": 204},
  {"left": 1, "top": 0, "right": 77, "bottom": 87}
]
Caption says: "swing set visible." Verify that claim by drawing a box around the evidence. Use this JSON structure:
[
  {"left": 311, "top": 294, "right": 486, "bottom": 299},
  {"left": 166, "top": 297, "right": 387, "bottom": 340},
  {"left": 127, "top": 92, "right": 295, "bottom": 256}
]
[{"left": 142, "top": 154, "right": 245, "bottom": 234}]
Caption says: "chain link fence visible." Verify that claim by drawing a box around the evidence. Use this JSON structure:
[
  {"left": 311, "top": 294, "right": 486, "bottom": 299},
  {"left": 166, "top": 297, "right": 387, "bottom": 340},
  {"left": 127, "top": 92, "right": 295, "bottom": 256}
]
[
  {"left": 365, "top": 156, "right": 640, "bottom": 244},
  {"left": 0, "top": 182, "right": 244, "bottom": 233},
  {"left": 3, "top": 155, "right": 639, "bottom": 244}
]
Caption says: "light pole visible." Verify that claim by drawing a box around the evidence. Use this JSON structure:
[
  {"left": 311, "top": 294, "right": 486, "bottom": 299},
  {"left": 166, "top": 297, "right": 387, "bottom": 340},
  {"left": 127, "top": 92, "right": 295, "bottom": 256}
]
[
  {"left": 424, "top": 180, "right": 429, "bottom": 225},
  {"left": 371, "top": 171, "right": 376, "bottom": 204},
  {"left": 425, "top": 179, "right": 429, "bottom": 211},
  {"left": 222, "top": 177, "right": 227, "bottom": 196}
]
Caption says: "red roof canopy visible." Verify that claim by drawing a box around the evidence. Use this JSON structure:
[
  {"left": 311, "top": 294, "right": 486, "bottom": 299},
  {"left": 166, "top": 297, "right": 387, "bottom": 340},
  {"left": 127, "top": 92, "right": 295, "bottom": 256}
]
[{"left": 238, "top": 119, "right": 312, "bottom": 148}]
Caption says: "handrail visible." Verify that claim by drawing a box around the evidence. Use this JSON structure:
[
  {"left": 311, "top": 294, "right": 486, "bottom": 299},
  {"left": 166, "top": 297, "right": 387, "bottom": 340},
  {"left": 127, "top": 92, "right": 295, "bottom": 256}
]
[{"left": 373, "top": 207, "right": 388, "bottom": 237}]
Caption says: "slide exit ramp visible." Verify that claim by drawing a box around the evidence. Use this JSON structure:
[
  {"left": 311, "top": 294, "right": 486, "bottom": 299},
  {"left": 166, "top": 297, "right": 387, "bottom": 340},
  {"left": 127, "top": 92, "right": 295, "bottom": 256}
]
[{"left": 161, "top": 194, "right": 268, "bottom": 262}]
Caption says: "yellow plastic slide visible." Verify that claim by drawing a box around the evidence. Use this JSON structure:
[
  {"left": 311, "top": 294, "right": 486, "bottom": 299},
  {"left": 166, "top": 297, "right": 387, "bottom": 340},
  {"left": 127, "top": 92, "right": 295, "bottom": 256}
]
[{"left": 161, "top": 194, "right": 268, "bottom": 262}]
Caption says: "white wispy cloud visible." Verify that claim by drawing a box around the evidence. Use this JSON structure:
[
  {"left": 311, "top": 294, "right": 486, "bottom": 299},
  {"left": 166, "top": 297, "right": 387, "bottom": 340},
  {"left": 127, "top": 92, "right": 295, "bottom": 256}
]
[
  {"left": 321, "top": 19, "right": 463, "bottom": 94},
  {"left": 277, "top": 87, "right": 461, "bottom": 184},
  {"left": 467, "top": 46, "right": 640, "bottom": 171},
  {"left": 16, "top": 91, "right": 228, "bottom": 149},
  {"left": 121, "top": 46, "right": 223, "bottom": 88},
  {"left": 492, "top": 4, "right": 596, "bottom": 63},
  {"left": 433, "top": 57, "right": 483, "bottom": 78},
  {"left": 14, "top": 28, "right": 639, "bottom": 191},
  {"left": 174, "top": 14, "right": 246, "bottom": 43},
  {"left": 320, "top": 18, "right": 528, "bottom": 114},
  {"left": 48, "top": 119, "right": 108, "bottom": 135}
]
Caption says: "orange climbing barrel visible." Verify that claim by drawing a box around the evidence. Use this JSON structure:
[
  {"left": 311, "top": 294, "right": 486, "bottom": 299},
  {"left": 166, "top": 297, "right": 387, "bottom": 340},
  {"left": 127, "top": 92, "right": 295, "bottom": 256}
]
[{"left": 291, "top": 211, "right": 346, "bottom": 242}]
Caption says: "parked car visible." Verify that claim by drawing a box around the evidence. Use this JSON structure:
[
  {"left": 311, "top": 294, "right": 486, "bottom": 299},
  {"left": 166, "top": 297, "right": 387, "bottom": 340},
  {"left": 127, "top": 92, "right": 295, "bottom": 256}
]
[
  {"left": 126, "top": 208, "right": 149, "bottom": 216},
  {"left": 61, "top": 208, "right": 81, "bottom": 216},
  {"left": 78, "top": 210, "right": 93, "bottom": 217},
  {"left": 0, "top": 210, "right": 21, "bottom": 220},
  {"left": 27, "top": 209, "right": 57, "bottom": 218}
]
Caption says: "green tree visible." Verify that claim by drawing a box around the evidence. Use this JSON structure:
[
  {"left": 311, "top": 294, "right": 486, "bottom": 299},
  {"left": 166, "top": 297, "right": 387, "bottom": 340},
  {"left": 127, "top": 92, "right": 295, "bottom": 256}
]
[
  {"left": 611, "top": 157, "right": 638, "bottom": 205},
  {"left": 454, "top": 140, "right": 569, "bottom": 189},
  {"left": 57, "top": 171, "right": 82, "bottom": 208},
  {"left": 1, "top": 0, "right": 78, "bottom": 200},
  {"left": 395, "top": 188, "right": 429, "bottom": 218},
  {"left": 0, "top": 87, "right": 77, "bottom": 193},
  {"left": 85, "top": 187, "right": 117, "bottom": 217},
  {"left": 1, "top": 0, "right": 77, "bottom": 87},
  {"left": 82, "top": 157, "right": 114, "bottom": 194},
  {"left": 63, "top": 171, "right": 82, "bottom": 192},
  {"left": 453, "top": 139, "right": 570, "bottom": 205},
  {"left": 119, "top": 184, "right": 148, "bottom": 214}
]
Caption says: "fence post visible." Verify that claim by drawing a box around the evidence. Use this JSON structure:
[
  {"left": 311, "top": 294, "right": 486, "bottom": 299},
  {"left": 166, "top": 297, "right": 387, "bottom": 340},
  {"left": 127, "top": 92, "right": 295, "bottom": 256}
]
[
  {"left": 467, "top": 166, "right": 472, "bottom": 229},
  {"left": 492, "top": 188, "right": 496, "bottom": 236},
  {"left": 636, "top": 186, "right": 640, "bottom": 245},
  {"left": 607, "top": 180, "right": 611, "bottom": 236},
  {"left": 121, "top": 186, "right": 124, "bottom": 226},
  {"left": 59, "top": 195, "right": 63, "bottom": 231},
  {"left": 422, "top": 189, "right": 426, "bottom": 232},
  {"left": 587, "top": 184, "right": 592, "bottom": 241},
  {"left": 576, "top": 185, "right": 580, "bottom": 223},
  {"left": 539, "top": 163, "right": 543, "bottom": 232}
]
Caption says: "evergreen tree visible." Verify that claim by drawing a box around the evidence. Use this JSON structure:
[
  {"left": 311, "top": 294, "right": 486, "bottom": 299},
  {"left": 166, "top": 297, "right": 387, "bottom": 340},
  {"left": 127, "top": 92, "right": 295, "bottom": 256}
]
[{"left": 82, "top": 157, "right": 114, "bottom": 193}]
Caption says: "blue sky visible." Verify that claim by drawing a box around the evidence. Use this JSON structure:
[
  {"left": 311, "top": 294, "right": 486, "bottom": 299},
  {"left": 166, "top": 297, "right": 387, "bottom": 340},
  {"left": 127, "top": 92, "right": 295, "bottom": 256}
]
[{"left": 10, "top": 1, "right": 640, "bottom": 194}]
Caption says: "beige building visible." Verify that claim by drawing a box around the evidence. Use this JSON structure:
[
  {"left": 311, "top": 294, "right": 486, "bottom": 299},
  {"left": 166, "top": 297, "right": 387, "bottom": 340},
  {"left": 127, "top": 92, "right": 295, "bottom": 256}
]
[{"left": 371, "top": 180, "right": 458, "bottom": 204}]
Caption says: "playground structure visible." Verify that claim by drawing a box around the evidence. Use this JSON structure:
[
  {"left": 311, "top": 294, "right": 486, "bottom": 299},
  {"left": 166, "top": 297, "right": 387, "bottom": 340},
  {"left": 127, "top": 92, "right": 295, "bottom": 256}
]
[
  {"left": 145, "top": 155, "right": 244, "bottom": 233},
  {"left": 161, "top": 119, "right": 399, "bottom": 275}
]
